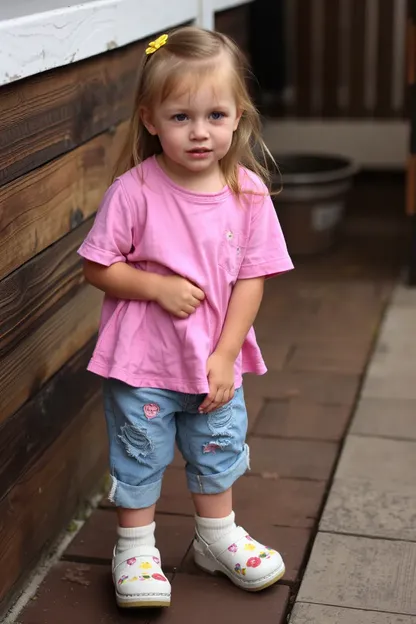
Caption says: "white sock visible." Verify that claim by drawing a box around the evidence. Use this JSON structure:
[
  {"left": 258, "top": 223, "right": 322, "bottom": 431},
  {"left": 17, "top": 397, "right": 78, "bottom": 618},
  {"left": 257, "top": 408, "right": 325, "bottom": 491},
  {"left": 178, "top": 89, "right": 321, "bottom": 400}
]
[
  {"left": 116, "top": 522, "right": 156, "bottom": 553},
  {"left": 195, "top": 511, "right": 236, "bottom": 545}
]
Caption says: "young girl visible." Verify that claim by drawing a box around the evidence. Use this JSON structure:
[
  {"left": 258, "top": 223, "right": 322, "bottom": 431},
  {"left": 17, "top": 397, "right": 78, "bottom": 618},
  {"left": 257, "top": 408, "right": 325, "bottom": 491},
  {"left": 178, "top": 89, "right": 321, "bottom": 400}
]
[{"left": 78, "top": 26, "right": 293, "bottom": 609}]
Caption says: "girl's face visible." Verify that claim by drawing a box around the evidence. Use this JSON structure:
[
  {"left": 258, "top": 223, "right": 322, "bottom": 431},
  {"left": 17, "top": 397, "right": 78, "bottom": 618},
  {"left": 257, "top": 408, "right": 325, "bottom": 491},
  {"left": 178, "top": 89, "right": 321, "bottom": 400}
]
[{"left": 142, "top": 66, "right": 241, "bottom": 182}]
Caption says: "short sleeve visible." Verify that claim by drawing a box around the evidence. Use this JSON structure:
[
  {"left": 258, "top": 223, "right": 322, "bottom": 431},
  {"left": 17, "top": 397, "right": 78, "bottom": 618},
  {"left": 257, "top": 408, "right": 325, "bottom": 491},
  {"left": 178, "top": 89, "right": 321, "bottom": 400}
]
[
  {"left": 238, "top": 191, "right": 294, "bottom": 280},
  {"left": 77, "top": 179, "right": 133, "bottom": 266}
]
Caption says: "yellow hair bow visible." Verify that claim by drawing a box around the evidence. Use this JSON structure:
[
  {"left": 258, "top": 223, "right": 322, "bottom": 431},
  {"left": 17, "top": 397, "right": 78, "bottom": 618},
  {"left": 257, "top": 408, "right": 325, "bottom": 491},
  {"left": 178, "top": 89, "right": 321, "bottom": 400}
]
[{"left": 146, "top": 34, "right": 168, "bottom": 55}]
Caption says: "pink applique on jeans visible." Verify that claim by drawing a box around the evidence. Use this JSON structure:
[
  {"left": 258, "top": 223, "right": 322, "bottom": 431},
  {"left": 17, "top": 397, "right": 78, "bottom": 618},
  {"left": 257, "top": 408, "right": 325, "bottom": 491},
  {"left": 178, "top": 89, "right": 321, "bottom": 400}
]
[
  {"left": 203, "top": 442, "right": 221, "bottom": 454},
  {"left": 143, "top": 403, "right": 160, "bottom": 419}
]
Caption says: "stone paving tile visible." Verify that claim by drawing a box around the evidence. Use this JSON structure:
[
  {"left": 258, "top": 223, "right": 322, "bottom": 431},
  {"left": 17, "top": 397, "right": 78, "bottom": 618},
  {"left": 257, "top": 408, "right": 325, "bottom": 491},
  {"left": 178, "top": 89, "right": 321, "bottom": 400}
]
[
  {"left": 157, "top": 470, "right": 326, "bottom": 529},
  {"left": 245, "top": 396, "right": 265, "bottom": 433},
  {"left": 156, "top": 575, "right": 291, "bottom": 624},
  {"left": 379, "top": 307, "right": 416, "bottom": 340},
  {"left": 255, "top": 341, "right": 291, "bottom": 371},
  {"left": 181, "top": 526, "right": 311, "bottom": 584},
  {"left": 375, "top": 334, "right": 416, "bottom": 355},
  {"left": 366, "top": 350, "right": 416, "bottom": 381},
  {"left": 18, "top": 562, "right": 150, "bottom": 624},
  {"left": 297, "top": 533, "right": 416, "bottom": 615},
  {"left": 100, "top": 470, "right": 326, "bottom": 529},
  {"left": 290, "top": 603, "right": 416, "bottom": 624},
  {"left": 64, "top": 511, "right": 194, "bottom": 569},
  {"left": 255, "top": 313, "right": 378, "bottom": 343},
  {"left": 286, "top": 339, "right": 370, "bottom": 374},
  {"left": 249, "top": 437, "right": 338, "bottom": 481},
  {"left": 320, "top": 478, "right": 416, "bottom": 541},
  {"left": 350, "top": 397, "right": 416, "bottom": 440},
  {"left": 243, "top": 371, "right": 359, "bottom": 405},
  {"left": 362, "top": 374, "right": 416, "bottom": 400},
  {"left": 254, "top": 399, "right": 350, "bottom": 441},
  {"left": 19, "top": 563, "right": 291, "bottom": 624},
  {"left": 392, "top": 285, "right": 416, "bottom": 307},
  {"left": 335, "top": 435, "right": 416, "bottom": 484},
  {"left": 19, "top": 563, "right": 290, "bottom": 624}
]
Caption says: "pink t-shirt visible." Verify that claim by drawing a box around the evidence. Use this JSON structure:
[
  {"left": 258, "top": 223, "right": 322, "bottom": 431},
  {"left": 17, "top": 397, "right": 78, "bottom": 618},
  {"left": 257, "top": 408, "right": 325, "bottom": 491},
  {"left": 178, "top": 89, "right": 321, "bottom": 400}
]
[{"left": 78, "top": 155, "right": 293, "bottom": 393}]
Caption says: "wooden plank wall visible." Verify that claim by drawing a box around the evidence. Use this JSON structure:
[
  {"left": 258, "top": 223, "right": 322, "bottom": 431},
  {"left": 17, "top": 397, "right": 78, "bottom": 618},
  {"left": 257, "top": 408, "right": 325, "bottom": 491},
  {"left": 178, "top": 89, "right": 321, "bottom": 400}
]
[
  {"left": 0, "top": 7, "right": 249, "bottom": 612},
  {"left": 0, "top": 38, "right": 144, "bottom": 612},
  {"left": 407, "top": 0, "right": 416, "bottom": 216},
  {"left": 215, "top": 4, "right": 250, "bottom": 57},
  {"left": 257, "top": 0, "right": 408, "bottom": 119}
]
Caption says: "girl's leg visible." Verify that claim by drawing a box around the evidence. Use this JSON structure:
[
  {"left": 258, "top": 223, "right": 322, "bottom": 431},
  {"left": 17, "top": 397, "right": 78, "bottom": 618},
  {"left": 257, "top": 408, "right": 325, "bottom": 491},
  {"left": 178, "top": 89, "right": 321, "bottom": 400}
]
[
  {"left": 103, "top": 381, "right": 179, "bottom": 608},
  {"left": 117, "top": 505, "right": 156, "bottom": 528},
  {"left": 192, "top": 488, "right": 232, "bottom": 518},
  {"left": 177, "top": 387, "right": 285, "bottom": 591}
]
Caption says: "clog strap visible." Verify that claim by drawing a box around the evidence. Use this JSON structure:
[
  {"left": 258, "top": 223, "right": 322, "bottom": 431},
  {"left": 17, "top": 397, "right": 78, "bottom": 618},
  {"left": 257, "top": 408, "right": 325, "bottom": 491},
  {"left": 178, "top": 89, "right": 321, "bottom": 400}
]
[
  {"left": 196, "top": 526, "right": 247, "bottom": 558},
  {"left": 113, "top": 545, "right": 161, "bottom": 571}
]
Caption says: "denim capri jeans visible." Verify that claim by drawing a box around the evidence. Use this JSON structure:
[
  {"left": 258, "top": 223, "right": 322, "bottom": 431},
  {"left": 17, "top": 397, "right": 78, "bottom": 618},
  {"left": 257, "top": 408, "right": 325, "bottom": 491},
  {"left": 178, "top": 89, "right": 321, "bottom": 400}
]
[{"left": 103, "top": 379, "right": 249, "bottom": 509}]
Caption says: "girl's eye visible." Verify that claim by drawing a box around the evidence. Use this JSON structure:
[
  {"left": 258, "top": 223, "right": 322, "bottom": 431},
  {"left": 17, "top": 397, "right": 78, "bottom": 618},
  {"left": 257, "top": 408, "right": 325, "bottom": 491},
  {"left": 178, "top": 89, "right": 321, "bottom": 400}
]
[
  {"left": 173, "top": 113, "right": 188, "bottom": 122},
  {"left": 210, "top": 111, "right": 225, "bottom": 121}
]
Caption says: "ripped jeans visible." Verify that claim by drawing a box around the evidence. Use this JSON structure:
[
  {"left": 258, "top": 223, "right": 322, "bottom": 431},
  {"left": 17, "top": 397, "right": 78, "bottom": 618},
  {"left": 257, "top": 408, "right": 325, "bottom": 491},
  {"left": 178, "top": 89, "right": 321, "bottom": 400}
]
[{"left": 103, "top": 379, "right": 249, "bottom": 509}]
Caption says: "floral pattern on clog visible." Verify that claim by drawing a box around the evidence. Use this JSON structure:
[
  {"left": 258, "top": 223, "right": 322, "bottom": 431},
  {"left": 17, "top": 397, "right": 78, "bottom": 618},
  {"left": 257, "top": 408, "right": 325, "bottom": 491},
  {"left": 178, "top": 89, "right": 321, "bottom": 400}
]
[{"left": 234, "top": 563, "right": 246, "bottom": 576}]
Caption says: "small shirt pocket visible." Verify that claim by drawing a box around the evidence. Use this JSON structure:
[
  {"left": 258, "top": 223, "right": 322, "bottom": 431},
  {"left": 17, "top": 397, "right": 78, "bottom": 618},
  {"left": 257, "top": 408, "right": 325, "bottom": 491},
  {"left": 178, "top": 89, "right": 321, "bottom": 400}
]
[{"left": 218, "top": 230, "right": 245, "bottom": 277}]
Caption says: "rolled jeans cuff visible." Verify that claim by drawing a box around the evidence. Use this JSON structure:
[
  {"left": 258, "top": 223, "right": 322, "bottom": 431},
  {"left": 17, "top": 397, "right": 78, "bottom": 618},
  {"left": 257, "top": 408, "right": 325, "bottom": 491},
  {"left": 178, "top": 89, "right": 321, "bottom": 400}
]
[
  {"left": 186, "top": 444, "right": 249, "bottom": 494},
  {"left": 108, "top": 475, "right": 162, "bottom": 509}
]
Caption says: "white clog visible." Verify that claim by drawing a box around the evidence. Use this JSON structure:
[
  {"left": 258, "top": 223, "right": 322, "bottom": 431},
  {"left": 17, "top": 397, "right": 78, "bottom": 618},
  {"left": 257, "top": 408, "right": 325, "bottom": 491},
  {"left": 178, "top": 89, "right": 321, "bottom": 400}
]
[
  {"left": 193, "top": 526, "right": 285, "bottom": 591},
  {"left": 112, "top": 545, "right": 171, "bottom": 608}
]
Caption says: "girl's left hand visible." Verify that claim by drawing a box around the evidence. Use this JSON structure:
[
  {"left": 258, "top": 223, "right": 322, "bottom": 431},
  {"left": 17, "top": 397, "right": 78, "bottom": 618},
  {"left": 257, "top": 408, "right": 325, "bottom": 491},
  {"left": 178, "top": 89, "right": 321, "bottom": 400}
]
[{"left": 199, "top": 351, "right": 235, "bottom": 414}]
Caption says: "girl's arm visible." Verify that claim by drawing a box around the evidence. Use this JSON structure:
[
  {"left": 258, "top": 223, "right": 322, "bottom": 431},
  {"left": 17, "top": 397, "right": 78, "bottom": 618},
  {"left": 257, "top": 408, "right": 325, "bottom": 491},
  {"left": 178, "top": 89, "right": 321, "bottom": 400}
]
[
  {"left": 199, "top": 277, "right": 264, "bottom": 413},
  {"left": 83, "top": 260, "right": 205, "bottom": 318},
  {"left": 84, "top": 260, "right": 162, "bottom": 301}
]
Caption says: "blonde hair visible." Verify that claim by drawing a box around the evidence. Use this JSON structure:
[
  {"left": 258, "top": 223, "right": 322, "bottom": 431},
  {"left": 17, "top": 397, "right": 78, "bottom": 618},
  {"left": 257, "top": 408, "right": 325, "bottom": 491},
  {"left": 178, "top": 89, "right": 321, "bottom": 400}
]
[{"left": 114, "top": 26, "right": 277, "bottom": 195}]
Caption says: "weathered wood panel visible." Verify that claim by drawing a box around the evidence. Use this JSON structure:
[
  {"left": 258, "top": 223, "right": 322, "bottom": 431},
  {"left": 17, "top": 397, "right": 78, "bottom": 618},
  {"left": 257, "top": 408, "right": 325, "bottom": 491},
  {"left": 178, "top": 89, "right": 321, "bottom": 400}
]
[
  {"left": 0, "top": 218, "right": 92, "bottom": 359},
  {"left": 407, "top": 2, "right": 416, "bottom": 284},
  {"left": 215, "top": 4, "right": 250, "bottom": 56},
  {"left": 407, "top": 3, "right": 416, "bottom": 217},
  {"left": 374, "top": 0, "right": 396, "bottom": 117},
  {"left": 322, "top": 0, "right": 341, "bottom": 117},
  {"left": 0, "top": 122, "right": 126, "bottom": 281},
  {"left": 0, "top": 41, "right": 142, "bottom": 187},
  {"left": 348, "top": 0, "right": 367, "bottom": 117},
  {"left": 294, "top": 0, "right": 313, "bottom": 116},
  {"left": 0, "top": 337, "right": 99, "bottom": 501},
  {"left": 265, "top": 0, "right": 407, "bottom": 119},
  {"left": 0, "top": 284, "right": 102, "bottom": 426},
  {"left": 0, "top": 392, "right": 107, "bottom": 609}
]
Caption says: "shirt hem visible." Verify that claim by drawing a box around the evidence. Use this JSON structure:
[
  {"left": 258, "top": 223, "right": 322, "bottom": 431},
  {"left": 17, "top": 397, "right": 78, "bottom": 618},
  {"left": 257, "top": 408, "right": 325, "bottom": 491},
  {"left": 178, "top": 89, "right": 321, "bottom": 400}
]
[
  {"left": 87, "top": 359, "right": 264, "bottom": 394},
  {"left": 238, "top": 258, "right": 294, "bottom": 280},
  {"left": 77, "top": 241, "right": 124, "bottom": 267}
]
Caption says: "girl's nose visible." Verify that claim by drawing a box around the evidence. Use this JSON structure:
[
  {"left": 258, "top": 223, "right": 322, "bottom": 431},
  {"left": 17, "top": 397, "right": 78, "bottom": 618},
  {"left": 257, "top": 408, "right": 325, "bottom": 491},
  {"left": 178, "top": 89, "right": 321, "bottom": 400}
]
[{"left": 190, "top": 121, "right": 209, "bottom": 140}]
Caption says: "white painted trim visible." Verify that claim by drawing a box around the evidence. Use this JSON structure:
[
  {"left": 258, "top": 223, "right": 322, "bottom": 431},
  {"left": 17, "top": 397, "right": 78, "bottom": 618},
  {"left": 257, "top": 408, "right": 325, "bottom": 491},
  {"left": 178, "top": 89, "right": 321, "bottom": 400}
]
[
  {"left": 212, "top": 0, "right": 251, "bottom": 11},
  {"left": 197, "top": 0, "right": 214, "bottom": 30},
  {"left": 0, "top": 0, "right": 198, "bottom": 85},
  {"left": 263, "top": 119, "right": 409, "bottom": 169},
  {"left": 0, "top": 0, "right": 253, "bottom": 86}
]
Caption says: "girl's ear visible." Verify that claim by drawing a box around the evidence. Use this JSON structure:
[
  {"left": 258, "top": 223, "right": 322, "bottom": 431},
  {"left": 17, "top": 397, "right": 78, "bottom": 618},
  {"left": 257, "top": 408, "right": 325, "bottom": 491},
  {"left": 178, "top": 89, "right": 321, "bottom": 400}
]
[
  {"left": 233, "top": 108, "right": 243, "bottom": 131},
  {"left": 140, "top": 107, "right": 158, "bottom": 135}
]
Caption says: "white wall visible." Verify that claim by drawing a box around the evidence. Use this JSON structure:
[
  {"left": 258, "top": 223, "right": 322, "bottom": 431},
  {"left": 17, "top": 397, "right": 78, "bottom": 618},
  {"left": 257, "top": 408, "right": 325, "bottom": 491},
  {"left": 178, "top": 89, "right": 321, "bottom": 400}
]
[
  {"left": 263, "top": 119, "right": 409, "bottom": 170},
  {"left": 0, "top": 0, "right": 251, "bottom": 86}
]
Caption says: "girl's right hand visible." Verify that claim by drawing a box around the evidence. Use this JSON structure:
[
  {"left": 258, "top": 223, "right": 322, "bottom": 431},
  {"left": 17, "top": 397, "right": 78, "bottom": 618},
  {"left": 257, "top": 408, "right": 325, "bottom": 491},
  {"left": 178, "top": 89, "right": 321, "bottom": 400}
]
[{"left": 156, "top": 275, "right": 205, "bottom": 318}]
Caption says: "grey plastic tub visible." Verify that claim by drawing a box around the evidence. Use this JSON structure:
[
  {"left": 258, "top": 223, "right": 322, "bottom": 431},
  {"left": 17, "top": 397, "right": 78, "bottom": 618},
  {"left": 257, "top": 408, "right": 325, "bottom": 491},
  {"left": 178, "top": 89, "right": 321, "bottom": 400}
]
[{"left": 272, "top": 154, "right": 356, "bottom": 255}]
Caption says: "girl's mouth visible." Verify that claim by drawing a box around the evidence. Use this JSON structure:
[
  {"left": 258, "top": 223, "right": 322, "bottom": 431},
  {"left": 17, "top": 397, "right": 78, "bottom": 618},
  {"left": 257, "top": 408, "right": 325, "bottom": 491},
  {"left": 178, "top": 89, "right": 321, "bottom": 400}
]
[{"left": 187, "top": 148, "right": 212, "bottom": 158}]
